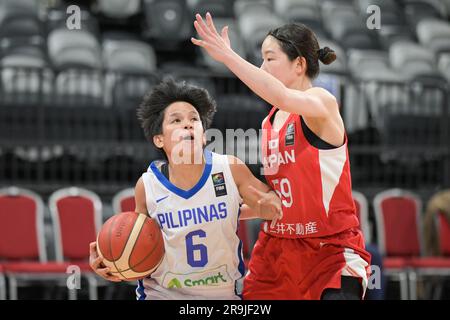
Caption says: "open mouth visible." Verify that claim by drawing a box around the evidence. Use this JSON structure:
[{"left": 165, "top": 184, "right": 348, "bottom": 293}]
[{"left": 181, "top": 134, "right": 194, "bottom": 141}]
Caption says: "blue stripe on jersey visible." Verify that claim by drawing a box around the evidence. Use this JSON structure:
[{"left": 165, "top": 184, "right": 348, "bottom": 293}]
[
  {"left": 149, "top": 149, "right": 213, "bottom": 200},
  {"left": 136, "top": 280, "right": 146, "bottom": 300},
  {"left": 236, "top": 207, "right": 245, "bottom": 278}
]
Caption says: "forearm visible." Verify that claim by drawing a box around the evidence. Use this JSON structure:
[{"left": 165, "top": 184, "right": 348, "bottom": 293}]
[
  {"left": 223, "top": 52, "right": 328, "bottom": 117},
  {"left": 224, "top": 51, "right": 287, "bottom": 108},
  {"left": 239, "top": 204, "right": 259, "bottom": 220}
]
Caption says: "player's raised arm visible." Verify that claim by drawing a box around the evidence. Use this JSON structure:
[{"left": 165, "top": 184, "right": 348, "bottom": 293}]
[
  {"left": 227, "top": 155, "right": 282, "bottom": 224},
  {"left": 191, "top": 13, "right": 331, "bottom": 118}
]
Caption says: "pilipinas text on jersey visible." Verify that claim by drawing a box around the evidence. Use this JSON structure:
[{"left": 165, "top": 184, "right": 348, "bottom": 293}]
[{"left": 138, "top": 150, "right": 244, "bottom": 299}]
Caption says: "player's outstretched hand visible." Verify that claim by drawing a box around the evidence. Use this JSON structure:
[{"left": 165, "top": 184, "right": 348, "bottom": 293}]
[
  {"left": 191, "top": 12, "right": 233, "bottom": 64},
  {"left": 89, "top": 241, "right": 122, "bottom": 282},
  {"left": 248, "top": 186, "right": 283, "bottom": 228}
]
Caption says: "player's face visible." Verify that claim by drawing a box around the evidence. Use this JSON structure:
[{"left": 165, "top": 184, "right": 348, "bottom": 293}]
[
  {"left": 155, "top": 101, "right": 206, "bottom": 164},
  {"left": 260, "top": 35, "right": 301, "bottom": 88}
]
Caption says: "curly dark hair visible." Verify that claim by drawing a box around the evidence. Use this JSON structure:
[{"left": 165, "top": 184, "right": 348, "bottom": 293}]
[{"left": 137, "top": 78, "right": 217, "bottom": 147}]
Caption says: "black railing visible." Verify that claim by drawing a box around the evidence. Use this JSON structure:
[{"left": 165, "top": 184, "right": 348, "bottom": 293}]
[{"left": 0, "top": 67, "right": 449, "bottom": 197}]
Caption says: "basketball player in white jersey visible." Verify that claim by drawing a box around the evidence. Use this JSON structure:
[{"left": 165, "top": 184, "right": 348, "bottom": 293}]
[{"left": 89, "top": 79, "right": 282, "bottom": 299}]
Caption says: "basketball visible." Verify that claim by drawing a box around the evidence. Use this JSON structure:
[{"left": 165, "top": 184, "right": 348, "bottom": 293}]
[{"left": 96, "top": 211, "right": 165, "bottom": 280}]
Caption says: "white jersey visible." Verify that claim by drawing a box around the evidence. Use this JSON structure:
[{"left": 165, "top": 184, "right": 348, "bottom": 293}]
[{"left": 137, "top": 150, "right": 244, "bottom": 300}]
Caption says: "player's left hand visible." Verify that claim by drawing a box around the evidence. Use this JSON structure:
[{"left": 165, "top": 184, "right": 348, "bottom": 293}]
[
  {"left": 248, "top": 186, "right": 283, "bottom": 228},
  {"left": 191, "top": 12, "right": 233, "bottom": 64}
]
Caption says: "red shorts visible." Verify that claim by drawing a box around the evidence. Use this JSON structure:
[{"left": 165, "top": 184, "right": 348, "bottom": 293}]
[{"left": 243, "top": 228, "right": 371, "bottom": 300}]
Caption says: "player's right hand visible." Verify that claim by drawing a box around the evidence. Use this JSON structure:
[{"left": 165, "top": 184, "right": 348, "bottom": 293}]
[
  {"left": 248, "top": 186, "right": 283, "bottom": 228},
  {"left": 89, "top": 242, "right": 122, "bottom": 282}
]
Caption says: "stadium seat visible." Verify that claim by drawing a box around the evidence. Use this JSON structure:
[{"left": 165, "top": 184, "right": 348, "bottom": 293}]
[
  {"left": 0, "top": 265, "right": 5, "bottom": 300},
  {"left": 0, "top": 0, "right": 44, "bottom": 40},
  {"left": 48, "top": 28, "right": 104, "bottom": 106},
  {"left": 273, "top": 0, "right": 324, "bottom": 36},
  {"left": 213, "top": 94, "right": 268, "bottom": 132},
  {"left": 373, "top": 188, "right": 420, "bottom": 299},
  {"left": 233, "top": 0, "right": 272, "bottom": 18},
  {"left": 97, "top": 0, "right": 141, "bottom": 19},
  {"left": 324, "top": 7, "right": 380, "bottom": 50},
  {"left": 48, "top": 28, "right": 102, "bottom": 70},
  {"left": 142, "top": 0, "right": 192, "bottom": 46},
  {"left": 412, "top": 190, "right": 450, "bottom": 299},
  {"left": 416, "top": 18, "right": 450, "bottom": 55},
  {"left": 352, "top": 190, "right": 372, "bottom": 244},
  {"left": 187, "top": 0, "right": 235, "bottom": 18},
  {"left": 237, "top": 5, "right": 285, "bottom": 65},
  {"left": 437, "top": 212, "right": 450, "bottom": 257},
  {"left": 196, "top": 18, "right": 246, "bottom": 73},
  {"left": 389, "top": 40, "right": 437, "bottom": 78},
  {"left": 0, "top": 46, "right": 54, "bottom": 106},
  {"left": 48, "top": 187, "right": 104, "bottom": 300},
  {"left": 373, "top": 188, "right": 450, "bottom": 299},
  {"left": 438, "top": 53, "right": 450, "bottom": 82},
  {"left": 103, "top": 39, "right": 157, "bottom": 73},
  {"left": 46, "top": 5, "right": 99, "bottom": 36},
  {"left": 103, "top": 37, "right": 159, "bottom": 107},
  {"left": 0, "top": 186, "right": 72, "bottom": 300},
  {"left": 112, "top": 188, "right": 135, "bottom": 213},
  {"left": 347, "top": 49, "right": 394, "bottom": 80},
  {"left": 403, "top": 0, "right": 448, "bottom": 26}
]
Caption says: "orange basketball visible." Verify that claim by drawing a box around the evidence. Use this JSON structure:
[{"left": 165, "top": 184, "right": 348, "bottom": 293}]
[{"left": 96, "top": 211, "right": 165, "bottom": 280}]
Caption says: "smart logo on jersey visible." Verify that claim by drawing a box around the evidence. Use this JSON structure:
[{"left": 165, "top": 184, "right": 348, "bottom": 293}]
[
  {"left": 211, "top": 172, "right": 227, "bottom": 197},
  {"left": 285, "top": 122, "right": 295, "bottom": 146},
  {"left": 167, "top": 278, "right": 182, "bottom": 289},
  {"left": 163, "top": 265, "right": 231, "bottom": 289}
]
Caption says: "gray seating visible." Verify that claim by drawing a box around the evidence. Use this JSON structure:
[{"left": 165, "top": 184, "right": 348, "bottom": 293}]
[
  {"left": 197, "top": 18, "right": 245, "bottom": 72},
  {"left": 48, "top": 28, "right": 102, "bottom": 69},
  {"left": 416, "top": 18, "right": 450, "bottom": 55},
  {"left": 55, "top": 70, "right": 104, "bottom": 107},
  {"left": 0, "top": 46, "right": 53, "bottom": 106},
  {"left": 97, "top": 0, "right": 140, "bottom": 19},
  {"left": 273, "top": 0, "right": 324, "bottom": 35},
  {"left": 102, "top": 38, "right": 158, "bottom": 107},
  {"left": 403, "top": 0, "right": 448, "bottom": 27},
  {"left": 237, "top": 6, "right": 285, "bottom": 65},
  {"left": 234, "top": 0, "right": 272, "bottom": 18},
  {"left": 378, "top": 25, "right": 415, "bottom": 50},
  {"left": 0, "top": 0, "right": 43, "bottom": 39},
  {"left": 347, "top": 49, "right": 394, "bottom": 80},
  {"left": 103, "top": 39, "right": 157, "bottom": 73},
  {"left": 389, "top": 40, "right": 437, "bottom": 78},
  {"left": 438, "top": 53, "right": 450, "bottom": 82},
  {"left": 187, "top": 0, "right": 235, "bottom": 17},
  {"left": 142, "top": 0, "right": 192, "bottom": 44}
]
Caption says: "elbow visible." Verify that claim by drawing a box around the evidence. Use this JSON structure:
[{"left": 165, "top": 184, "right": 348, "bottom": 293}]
[{"left": 273, "top": 88, "right": 290, "bottom": 110}]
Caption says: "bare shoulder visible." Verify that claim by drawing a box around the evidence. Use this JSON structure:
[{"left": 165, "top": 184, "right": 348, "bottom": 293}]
[
  {"left": 306, "top": 87, "right": 338, "bottom": 108},
  {"left": 226, "top": 154, "right": 245, "bottom": 167}
]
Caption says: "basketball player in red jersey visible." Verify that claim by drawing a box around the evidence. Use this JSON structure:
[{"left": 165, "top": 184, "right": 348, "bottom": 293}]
[{"left": 192, "top": 13, "right": 371, "bottom": 299}]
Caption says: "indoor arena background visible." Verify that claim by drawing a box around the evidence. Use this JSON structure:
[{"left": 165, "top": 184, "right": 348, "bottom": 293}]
[{"left": 0, "top": 0, "right": 450, "bottom": 300}]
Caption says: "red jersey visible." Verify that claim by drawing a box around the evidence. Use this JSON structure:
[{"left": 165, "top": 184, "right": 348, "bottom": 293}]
[{"left": 261, "top": 107, "right": 359, "bottom": 238}]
